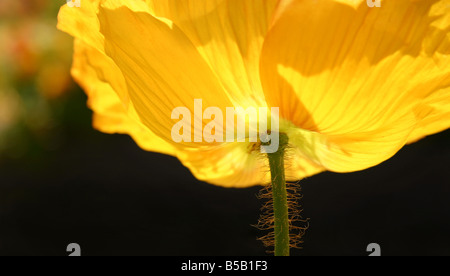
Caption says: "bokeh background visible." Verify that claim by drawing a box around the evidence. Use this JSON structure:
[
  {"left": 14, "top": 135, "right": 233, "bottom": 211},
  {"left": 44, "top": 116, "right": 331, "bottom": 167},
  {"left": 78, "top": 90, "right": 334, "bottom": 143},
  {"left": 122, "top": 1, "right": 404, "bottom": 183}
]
[{"left": 0, "top": 0, "right": 449, "bottom": 256}]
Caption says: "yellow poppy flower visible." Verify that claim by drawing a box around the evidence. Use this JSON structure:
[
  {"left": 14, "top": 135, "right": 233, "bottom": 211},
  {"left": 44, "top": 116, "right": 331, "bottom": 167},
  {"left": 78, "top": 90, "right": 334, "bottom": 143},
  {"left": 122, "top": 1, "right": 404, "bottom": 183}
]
[{"left": 57, "top": 0, "right": 450, "bottom": 190}]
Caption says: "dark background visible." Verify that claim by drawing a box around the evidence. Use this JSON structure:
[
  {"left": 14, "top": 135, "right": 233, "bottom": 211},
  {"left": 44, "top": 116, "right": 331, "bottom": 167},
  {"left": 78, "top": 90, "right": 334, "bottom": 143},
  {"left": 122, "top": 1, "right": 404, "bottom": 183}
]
[{"left": 0, "top": 89, "right": 449, "bottom": 256}]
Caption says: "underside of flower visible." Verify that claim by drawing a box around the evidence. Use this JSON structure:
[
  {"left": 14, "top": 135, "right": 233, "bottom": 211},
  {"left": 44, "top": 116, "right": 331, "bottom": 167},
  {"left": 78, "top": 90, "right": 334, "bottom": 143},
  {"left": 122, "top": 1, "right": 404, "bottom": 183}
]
[
  {"left": 57, "top": 0, "right": 450, "bottom": 256},
  {"left": 58, "top": 0, "right": 450, "bottom": 188}
]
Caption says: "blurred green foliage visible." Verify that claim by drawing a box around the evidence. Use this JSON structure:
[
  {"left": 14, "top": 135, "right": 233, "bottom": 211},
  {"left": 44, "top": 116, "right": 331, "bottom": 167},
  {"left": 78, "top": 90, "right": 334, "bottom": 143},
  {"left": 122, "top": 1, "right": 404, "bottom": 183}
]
[{"left": 0, "top": 0, "right": 88, "bottom": 161}]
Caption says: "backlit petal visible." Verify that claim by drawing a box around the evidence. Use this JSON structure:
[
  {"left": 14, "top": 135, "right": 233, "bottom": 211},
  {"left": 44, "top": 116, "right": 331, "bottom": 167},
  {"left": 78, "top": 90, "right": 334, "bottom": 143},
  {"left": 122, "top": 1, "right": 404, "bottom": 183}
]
[
  {"left": 147, "top": 0, "right": 278, "bottom": 108},
  {"left": 57, "top": 0, "right": 130, "bottom": 108},
  {"left": 58, "top": 0, "right": 280, "bottom": 187},
  {"left": 57, "top": 0, "right": 103, "bottom": 51},
  {"left": 178, "top": 143, "right": 268, "bottom": 188},
  {"left": 72, "top": 37, "right": 274, "bottom": 187},
  {"left": 262, "top": 0, "right": 450, "bottom": 172},
  {"left": 98, "top": 0, "right": 234, "bottom": 147},
  {"left": 178, "top": 140, "right": 325, "bottom": 187},
  {"left": 71, "top": 38, "right": 176, "bottom": 156}
]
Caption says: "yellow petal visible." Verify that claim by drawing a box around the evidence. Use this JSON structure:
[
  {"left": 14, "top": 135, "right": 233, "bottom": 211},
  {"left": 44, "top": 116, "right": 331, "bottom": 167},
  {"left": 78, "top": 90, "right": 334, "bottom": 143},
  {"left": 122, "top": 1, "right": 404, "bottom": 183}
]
[
  {"left": 407, "top": 86, "right": 450, "bottom": 143},
  {"left": 71, "top": 38, "right": 176, "bottom": 156},
  {"left": 97, "top": 0, "right": 235, "bottom": 147},
  {"left": 178, "top": 141, "right": 324, "bottom": 188},
  {"left": 57, "top": 0, "right": 103, "bottom": 50},
  {"left": 71, "top": 29, "right": 274, "bottom": 188},
  {"left": 59, "top": 1, "right": 280, "bottom": 187},
  {"left": 147, "top": 0, "right": 278, "bottom": 109},
  {"left": 262, "top": 0, "right": 450, "bottom": 173},
  {"left": 177, "top": 143, "right": 267, "bottom": 188},
  {"left": 57, "top": 0, "right": 131, "bottom": 106}
]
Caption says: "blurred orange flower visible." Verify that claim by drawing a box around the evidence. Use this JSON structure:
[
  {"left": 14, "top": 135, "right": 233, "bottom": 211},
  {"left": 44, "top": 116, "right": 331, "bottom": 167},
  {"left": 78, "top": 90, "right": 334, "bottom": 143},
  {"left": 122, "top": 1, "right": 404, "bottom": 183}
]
[{"left": 0, "top": 0, "right": 74, "bottom": 157}]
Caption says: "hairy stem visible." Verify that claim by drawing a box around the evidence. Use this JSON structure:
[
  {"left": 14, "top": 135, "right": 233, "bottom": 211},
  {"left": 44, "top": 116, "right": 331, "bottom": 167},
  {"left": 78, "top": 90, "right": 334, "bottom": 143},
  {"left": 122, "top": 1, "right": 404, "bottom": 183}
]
[{"left": 266, "top": 133, "right": 290, "bottom": 256}]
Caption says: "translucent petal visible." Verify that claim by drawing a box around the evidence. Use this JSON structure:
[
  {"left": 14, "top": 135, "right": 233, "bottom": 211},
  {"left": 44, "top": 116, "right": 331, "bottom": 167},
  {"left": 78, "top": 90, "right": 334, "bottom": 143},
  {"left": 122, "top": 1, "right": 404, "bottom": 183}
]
[
  {"left": 147, "top": 0, "right": 278, "bottom": 109},
  {"left": 96, "top": 0, "right": 235, "bottom": 147},
  {"left": 262, "top": 0, "right": 450, "bottom": 172},
  {"left": 71, "top": 39, "right": 176, "bottom": 156}
]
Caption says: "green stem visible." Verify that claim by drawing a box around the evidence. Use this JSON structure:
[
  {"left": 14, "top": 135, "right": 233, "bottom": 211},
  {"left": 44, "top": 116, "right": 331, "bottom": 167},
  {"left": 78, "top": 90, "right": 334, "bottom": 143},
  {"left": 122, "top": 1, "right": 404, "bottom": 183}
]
[{"left": 266, "top": 133, "right": 290, "bottom": 256}]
